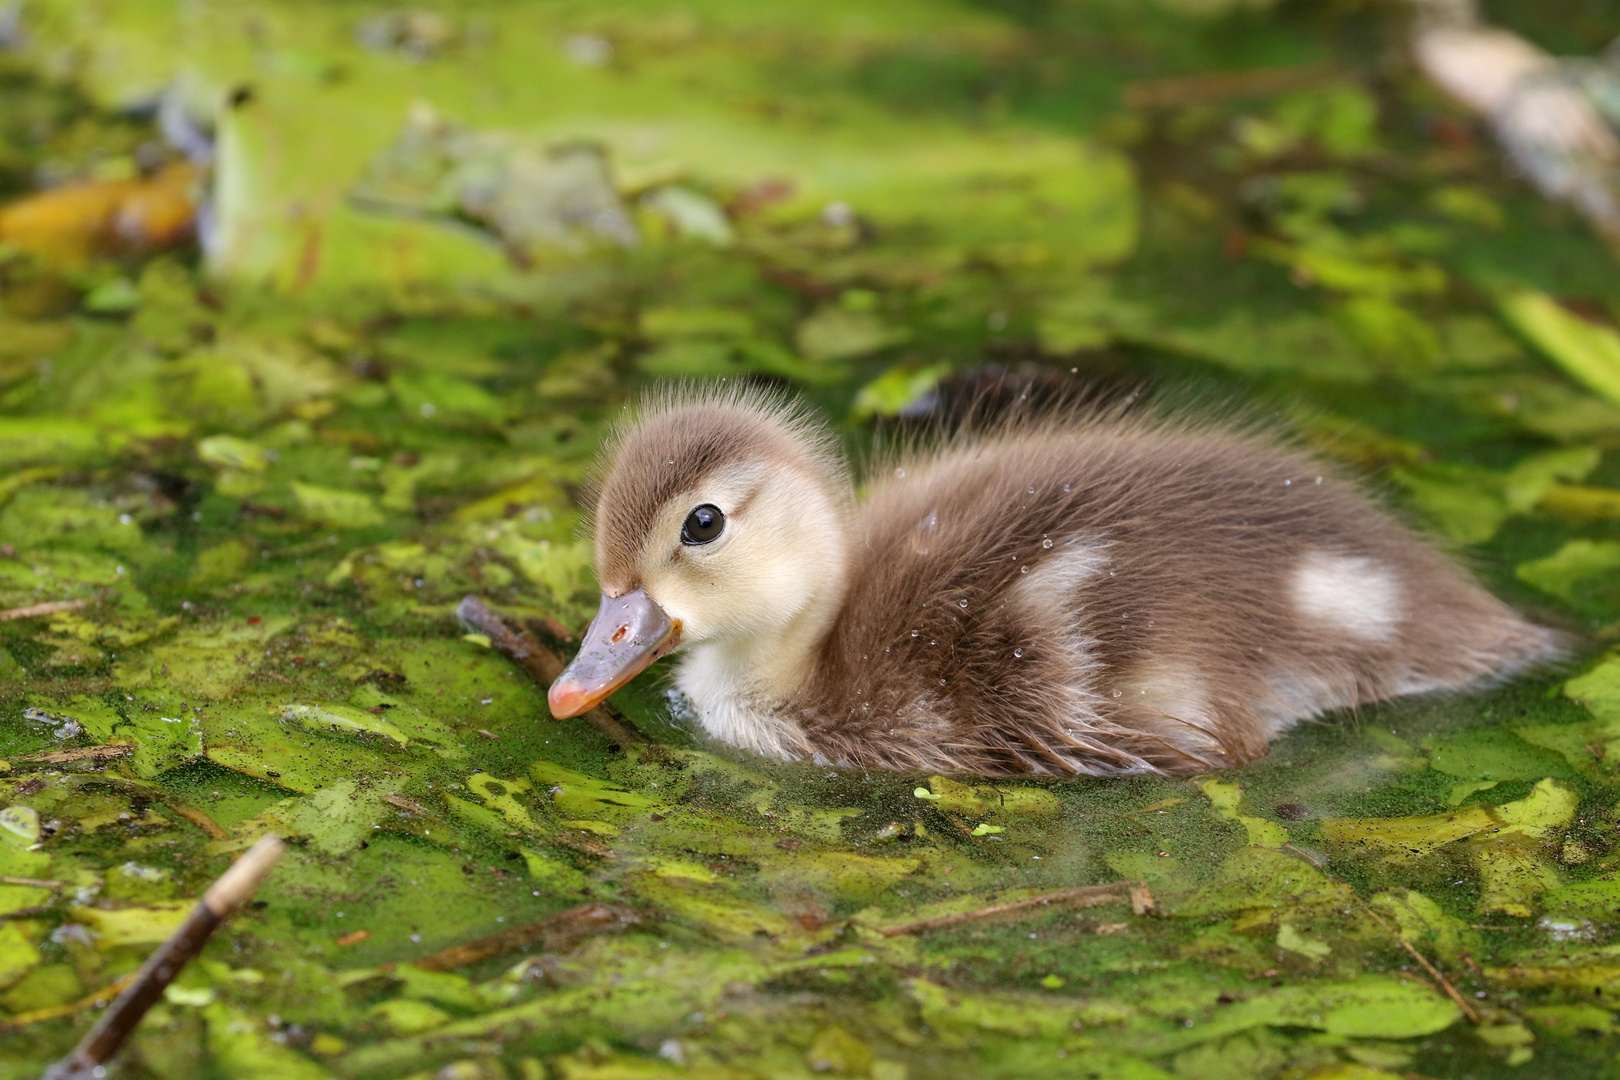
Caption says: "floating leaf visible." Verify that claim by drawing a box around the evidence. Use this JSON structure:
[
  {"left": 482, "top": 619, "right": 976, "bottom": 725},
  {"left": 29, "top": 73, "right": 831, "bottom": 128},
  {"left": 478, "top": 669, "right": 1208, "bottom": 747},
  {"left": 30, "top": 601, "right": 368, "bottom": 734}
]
[
  {"left": 1499, "top": 289, "right": 1620, "bottom": 408},
  {"left": 1366, "top": 889, "right": 1474, "bottom": 961},
  {"left": 1517, "top": 539, "right": 1620, "bottom": 604},
  {"left": 1503, "top": 446, "right": 1602, "bottom": 513},
  {"left": 924, "top": 775, "right": 1062, "bottom": 819},
  {"left": 1423, "top": 729, "right": 1571, "bottom": 783},
  {"left": 69, "top": 902, "right": 192, "bottom": 948},
  {"left": 1390, "top": 464, "right": 1508, "bottom": 544},
  {"left": 850, "top": 363, "right": 951, "bottom": 420},
  {"left": 281, "top": 703, "right": 409, "bottom": 746},
  {"left": 1276, "top": 922, "right": 1332, "bottom": 959},
  {"left": 289, "top": 482, "right": 386, "bottom": 528},
  {"left": 1175, "top": 847, "right": 1351, "bottom": 918},
  {"left": 795, "top": 307, "right": 909, "bottom": 364},
  {"left": 281, "top": 779, "right": 392, "bottom": 855},
  {"left": 197, "top": 435, "right": 273, "bottom": 473},
  {"left": 1198, "top": 777, "right": 1289, "bottom": 848},
  {"left": 0, "top": 922, "right": 42, "bottom": 991}
]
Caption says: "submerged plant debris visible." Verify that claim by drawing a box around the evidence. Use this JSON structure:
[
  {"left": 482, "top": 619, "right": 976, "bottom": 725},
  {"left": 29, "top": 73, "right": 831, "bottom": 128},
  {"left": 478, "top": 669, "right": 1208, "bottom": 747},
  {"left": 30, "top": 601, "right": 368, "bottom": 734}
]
[{"left": 3, "top": 1, "right": 1620, "bottom": 1078}]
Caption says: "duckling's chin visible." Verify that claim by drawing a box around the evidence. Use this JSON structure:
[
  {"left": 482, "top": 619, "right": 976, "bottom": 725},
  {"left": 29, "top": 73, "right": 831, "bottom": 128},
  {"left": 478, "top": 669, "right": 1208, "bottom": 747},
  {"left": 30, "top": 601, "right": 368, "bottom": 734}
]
[{"left": 672, "top": 581, "right": 845, "bottom": 760}]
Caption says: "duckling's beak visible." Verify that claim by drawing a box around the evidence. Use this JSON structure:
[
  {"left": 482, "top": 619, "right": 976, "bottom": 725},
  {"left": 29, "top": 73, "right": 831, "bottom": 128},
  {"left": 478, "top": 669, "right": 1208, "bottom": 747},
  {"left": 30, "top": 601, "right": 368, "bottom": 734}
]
[{"left": 547, "top": 589, "right": 680, "bottom": 719}]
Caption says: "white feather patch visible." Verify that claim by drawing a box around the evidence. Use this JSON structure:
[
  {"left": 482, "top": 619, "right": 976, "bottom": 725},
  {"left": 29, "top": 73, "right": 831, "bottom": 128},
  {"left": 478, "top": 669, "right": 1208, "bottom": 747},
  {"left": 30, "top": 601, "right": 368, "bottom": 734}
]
[
  {"left": 1010, "top": 542, "right": 1160, "bottom": 775},
  {"left": 1291, "top": 550, "right": 1403, "bottom": 643}
]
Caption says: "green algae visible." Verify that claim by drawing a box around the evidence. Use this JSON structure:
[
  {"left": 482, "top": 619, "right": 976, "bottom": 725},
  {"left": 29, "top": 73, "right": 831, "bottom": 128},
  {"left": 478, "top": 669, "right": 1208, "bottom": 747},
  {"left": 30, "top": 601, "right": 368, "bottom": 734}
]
[{"left": 2, "top": 1, "right": 1620, "bottom": 1078}]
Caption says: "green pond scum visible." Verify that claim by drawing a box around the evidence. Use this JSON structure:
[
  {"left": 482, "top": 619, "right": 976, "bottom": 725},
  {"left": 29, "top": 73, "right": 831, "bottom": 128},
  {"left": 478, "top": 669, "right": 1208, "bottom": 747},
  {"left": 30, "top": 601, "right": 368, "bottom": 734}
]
[{"left": 2, "top": 0, "right": 1620, "bottom": 1077}]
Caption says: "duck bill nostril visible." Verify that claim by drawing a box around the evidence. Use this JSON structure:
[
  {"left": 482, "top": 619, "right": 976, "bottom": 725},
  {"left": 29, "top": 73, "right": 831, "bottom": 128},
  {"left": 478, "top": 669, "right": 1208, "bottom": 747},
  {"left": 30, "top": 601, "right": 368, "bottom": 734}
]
[{"left": 547, "top": 588, "right": 680, "bottom": 719}]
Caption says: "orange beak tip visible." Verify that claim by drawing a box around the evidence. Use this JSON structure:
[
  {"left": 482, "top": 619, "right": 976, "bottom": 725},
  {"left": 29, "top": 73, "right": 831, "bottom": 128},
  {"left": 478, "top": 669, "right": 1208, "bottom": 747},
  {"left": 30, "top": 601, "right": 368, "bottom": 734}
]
[
  {"left": 546, "top": 680, "right": 592, "bottom": 720},
  {"left": 546, "top": 588, "right": 677, "bottom": 721}
]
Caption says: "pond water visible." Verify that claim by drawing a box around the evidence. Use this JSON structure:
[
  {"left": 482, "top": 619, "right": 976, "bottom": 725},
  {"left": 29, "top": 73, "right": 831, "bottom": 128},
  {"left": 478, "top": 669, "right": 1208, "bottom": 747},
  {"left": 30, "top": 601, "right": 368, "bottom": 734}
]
[{"left": 2, "top": 1, "right": 1620, "bottom": 1077}]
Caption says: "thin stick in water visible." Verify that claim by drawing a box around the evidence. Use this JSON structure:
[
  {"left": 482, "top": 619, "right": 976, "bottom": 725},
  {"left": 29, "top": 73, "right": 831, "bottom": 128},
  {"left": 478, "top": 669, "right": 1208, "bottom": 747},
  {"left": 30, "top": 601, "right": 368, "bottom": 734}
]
[
  {"left": 456, "top": 595, "right": 646, "bottom": 746},
  {"left": 878, "top": 880, "right": 1154, "bottom": 936},
  {"left": 40, "top": 836, "right": 285, "bottom": 1080},
  {"left": 1358, "top": 899, "right": 1480, "bottom": 1025}
]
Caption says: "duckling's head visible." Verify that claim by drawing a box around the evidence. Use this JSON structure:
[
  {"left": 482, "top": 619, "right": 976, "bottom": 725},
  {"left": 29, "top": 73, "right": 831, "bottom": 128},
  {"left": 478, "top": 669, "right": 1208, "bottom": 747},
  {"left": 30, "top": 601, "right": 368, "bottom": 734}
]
[{"left": 548, "top": 384, "right": 850, "bottom": 718}]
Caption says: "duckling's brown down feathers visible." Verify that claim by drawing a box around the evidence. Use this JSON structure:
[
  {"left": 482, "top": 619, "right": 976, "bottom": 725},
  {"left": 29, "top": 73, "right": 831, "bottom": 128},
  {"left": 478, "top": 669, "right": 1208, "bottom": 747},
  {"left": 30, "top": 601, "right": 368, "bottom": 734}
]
[{"left": 577, "top": 386, "right": 1563, "bottom": 777}]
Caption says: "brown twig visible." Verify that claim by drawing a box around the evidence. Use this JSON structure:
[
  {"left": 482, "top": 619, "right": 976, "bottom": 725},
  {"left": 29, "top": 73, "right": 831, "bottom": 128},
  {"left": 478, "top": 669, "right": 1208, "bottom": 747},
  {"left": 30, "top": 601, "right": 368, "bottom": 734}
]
[
  {"left": 456, "top": 595, "right": 646, "bottom": 747},
  {"left": 166, "top": 804, "right": 230, "bottom": 840},
  {"left": 0, "top": 973, "right": 139, "bottom": 1034},
  {"left": 0, "top": 598, "right": 88, "bottom": 622},
  {"left": 1358, "top": 900, "right": 1480, "bottom": 1024},
  {"left": 878, "top": 880, "right": 1154, "bottom": 937},
  {"left": 1127, "top": 881, "right": 1156, "bottom": 917},
  {"left": 411, "top": 902, "right": 643, "bottom": 971},
  {"left": 384, "top": 792, "right": 431, "bottom": 816},
  {"left": 550, "top": 831, "right": 615, "bottom": 860},
  {"left": 0, "top": 876, "right": 64, "bottom": 888},
  {"left": 39, "top": 836, "right": 285, "bottom": 1079},
  {"left": 64, "top": 774, "right": 228, "bottom": 839},
  {"left": 1122, "top": 62, "right": 1347, "bottom": 109},
  {"left": 8, "top": 745, "right": 133, "bottom": 767}
]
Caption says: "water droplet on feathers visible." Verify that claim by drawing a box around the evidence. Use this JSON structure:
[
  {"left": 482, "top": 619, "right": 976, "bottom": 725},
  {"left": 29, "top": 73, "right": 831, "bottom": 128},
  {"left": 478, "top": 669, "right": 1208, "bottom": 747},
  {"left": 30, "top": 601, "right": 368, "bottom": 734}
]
[
  {"left": 1063, "top": 483, "right": 1071, "bottom": 492},
  {"left": 911, "top": 630, "right": 919, "bottom": 637},
  {"left": 1020, "top": 565, "right": 1029, "bottom": 573},
  {"left": 1042, "top": 538, "right": 1053, "bottom": 549},
  {"left": 1013, "top": 648, "right": 1023, "bottom": 658},
  {"left": 1027, "top": 485, "right": 1036, "bottom": 494},
  {"left": 958, "top": 599, "right": 968, "bottom": 608},
  {"left": 895, "top": 468, "right": 906, "bottom": 478}
]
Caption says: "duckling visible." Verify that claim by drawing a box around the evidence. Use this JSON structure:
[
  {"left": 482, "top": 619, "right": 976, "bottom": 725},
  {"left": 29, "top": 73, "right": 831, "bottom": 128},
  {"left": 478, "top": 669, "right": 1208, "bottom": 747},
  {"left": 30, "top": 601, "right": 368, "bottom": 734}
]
[{"left": 548, "top": 383, "right": 1563, "bottom": 776}]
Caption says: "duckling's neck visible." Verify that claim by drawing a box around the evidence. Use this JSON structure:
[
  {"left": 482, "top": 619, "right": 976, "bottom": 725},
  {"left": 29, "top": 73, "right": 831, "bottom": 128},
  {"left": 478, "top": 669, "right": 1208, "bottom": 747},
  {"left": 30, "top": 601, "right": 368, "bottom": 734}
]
[
  {"left": 718, "top": 578, "right": 845, "bottom": 692},
  {"left": 677, "top": 542, "right": 848, "bottom": 760}
]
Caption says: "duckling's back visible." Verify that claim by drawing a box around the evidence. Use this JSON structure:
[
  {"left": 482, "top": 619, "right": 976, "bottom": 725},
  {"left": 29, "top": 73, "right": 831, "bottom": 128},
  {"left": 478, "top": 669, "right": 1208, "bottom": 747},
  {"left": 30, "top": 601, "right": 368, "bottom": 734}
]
[{"left": 795, "top": 419, "right": 1563, "bottom": 776}]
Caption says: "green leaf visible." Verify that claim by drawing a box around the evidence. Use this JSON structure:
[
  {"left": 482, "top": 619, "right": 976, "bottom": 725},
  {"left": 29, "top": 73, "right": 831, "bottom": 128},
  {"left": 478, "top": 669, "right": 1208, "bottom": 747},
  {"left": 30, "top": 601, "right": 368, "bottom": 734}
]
[
  {"left": 289, "top": 482, "right": 386, "bottom": 528},
  {"left": 368, "top": 996, "right": 452, "bottom": 1035},
  {"left": 1502, "top": 446, "right": 1602, "bottom": 514},
  {"left": 0, "top": 923, "right": 42, "bottom": 991},
  {"left": 795, "top": 307, "right": 909, "bottom": 364},
  {"left": 281, "top": 779, "right": 392, "bottom": 855},
  {"left": 1565, "top": 654, "right": 1620, "bottom": 722},
  {"left": 389, "top": 370, "right": 508, "bottom": 422},
  {"left": 1320, "top": 805, "right": 1497, "bottom": 862},
  {"left": 1389, "top": 465, "right": 1508, "bottom": 544},
  {"left": 197, "top": 434, "right": 273, "bottom": 472},
  {"left": 924, "top": 775, "right": 1061, "bottom": 819},
  {"left": 1517, "top": 539, "right": 1620, "bottom": 604},
  {"left": 1198, "top": 777, "right": 1289, "bottom": 848},
  {"left": 1499, "top": 289, "right": 1620, "bottom": 408},
  {"left": 850, "top": 363, "right": 951, "bottom": 420},
  {"left": 203, "top": 1001, "right": 333, "bottom": 1080},
  {"left": 1175, "top": 847, "right": 1351, "bottom": 917},
  {"left": 281, "top": 703, "right": 410, "bottom": 746},
  {"left": 69, "top": 902, "right": 192, "bottom": 947},
  {"left": 1422, "top": 729, "right": 1571, "bottom": 783},
  {"left": 1275, "top": 922, "right": 1331, "bottom": 959}
]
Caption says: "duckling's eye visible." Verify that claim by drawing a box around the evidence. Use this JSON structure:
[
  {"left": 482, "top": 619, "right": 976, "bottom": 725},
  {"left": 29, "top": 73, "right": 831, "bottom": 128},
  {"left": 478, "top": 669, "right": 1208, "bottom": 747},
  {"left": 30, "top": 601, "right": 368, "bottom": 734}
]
[{"left": 681, "top": 504, "right": 725, "bottom": 545}]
